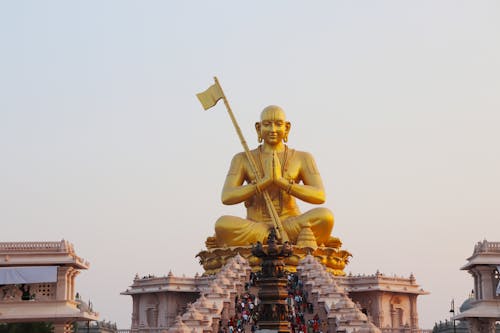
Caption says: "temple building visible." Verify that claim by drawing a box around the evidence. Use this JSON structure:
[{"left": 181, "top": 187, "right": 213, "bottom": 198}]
[
  {"left": 451, "top": 240, "right": 500, "bottom": 332},
  {"left": 121, "top": 272, "right": 212, "bottom": 328},
  {"left": 122, "top": 103, "right": 431, "bottom": 333},
  {"left": 0, "top": 240, "right": 98, "bottom": 333},
  {"left": 341, "top": 271, "right": 428, "bottom": 330},
  {"left": 122, "top": 255, "right": 429, "bottom": 332}
]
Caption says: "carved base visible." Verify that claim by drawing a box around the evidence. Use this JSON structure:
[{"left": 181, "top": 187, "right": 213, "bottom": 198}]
[{"left": 196, "top": 242, "right": 351, "bottom": 276}]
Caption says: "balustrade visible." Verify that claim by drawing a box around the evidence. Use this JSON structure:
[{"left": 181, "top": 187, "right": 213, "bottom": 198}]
[
  {"left": 474, "top": 240, "right": 500, "bottom": 254},
  {"left": 0, "top": 283, "right": 57, "bottom": 302},
  {"left": 0, "top": 241, "right": 65, "bottom": 252}
]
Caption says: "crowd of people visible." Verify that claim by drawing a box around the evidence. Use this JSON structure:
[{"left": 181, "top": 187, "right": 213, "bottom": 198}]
[
  {"left": 218, "top": 272, "right": 325, "bottom": 333},
  {"left": 286, "top": 273, "right": 324, "bottom": 333},
  {"left": 218, "top": 291, "right": 258, "bottom": 333}
]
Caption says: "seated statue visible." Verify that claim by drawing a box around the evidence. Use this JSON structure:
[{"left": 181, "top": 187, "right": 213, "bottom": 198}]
[{"left": 214, "top": 105, "right": 335, "bottom": 248}]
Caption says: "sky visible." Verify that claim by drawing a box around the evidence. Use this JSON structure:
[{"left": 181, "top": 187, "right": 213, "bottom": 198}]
[{"left": 1, "top": 0, "right": 499, "bottom": 329}]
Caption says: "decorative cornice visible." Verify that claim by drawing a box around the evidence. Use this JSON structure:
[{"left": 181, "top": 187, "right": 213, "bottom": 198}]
[{"left": 0, "top": 240, "right": 89, "bottom": 269}]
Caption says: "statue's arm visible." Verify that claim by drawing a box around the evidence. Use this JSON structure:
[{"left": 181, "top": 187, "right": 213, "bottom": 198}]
[
  {"left": 275, "top": 152, "right": 326, "bottom": 204},
  {"left": 221, "top": 153, "right": 272, "bottom": 205}
]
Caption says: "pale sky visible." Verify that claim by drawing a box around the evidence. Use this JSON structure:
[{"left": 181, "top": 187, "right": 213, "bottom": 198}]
[{"left": 1, "top": 1, "right": 499, "bottom": 329}]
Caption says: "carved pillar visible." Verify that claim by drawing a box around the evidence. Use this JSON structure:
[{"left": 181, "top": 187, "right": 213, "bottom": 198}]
[
  {"left": 65, "top": 268, "right": 70, "bottom": 299},
  {"left": 475, "top": 268, "right": 484, "bottom": 299},
  {"left": 56, "top": 266, "right": 70, "bottom": 300},
  {"left": 470, "top": 270, "right": 479, "bottom": 300},
  {"left": 390, "top": 306, "right": 397, "bottom": 328},
  {"left": 375, "top": 291, "right": 385, "bottom": 328},
  {"left": 68, "top": 269, "right": 79, "bottom": 301},
  {"left": 372, "top": 291, "right": 384, "bottom": 328},
  {"left": 132, "top": 294, "right": 140, "bottom": 328},
  {"left": 139, "top": 295, "right": 148, "bottom": 327},
  {"left": 409, "top": 295, "right": 418, "bottom": 329},
  {"left": 157, "top": 292, "right": 168, "bottom": 327},
  {"left": 65, "top": 267, "right": 75, "bottom": 300},
  {"left": 68, "top": 270, "right": 74, "bottom": 301},
  {"left": 476, "top": 266, "right": 495, "bottom": 300}
]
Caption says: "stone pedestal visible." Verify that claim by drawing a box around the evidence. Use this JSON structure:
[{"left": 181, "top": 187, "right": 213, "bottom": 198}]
[{"left": 197, "top": 243, "right": 351, "bottom": 276}]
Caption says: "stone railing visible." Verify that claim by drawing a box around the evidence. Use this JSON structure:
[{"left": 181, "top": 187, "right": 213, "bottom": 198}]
[
  {"left": 31, "top": 283, "right": 57, "bottom": 301},
  {"left": 1, "top": 283, "right": 57, "bottom": 302},
  {"left": 0, "top": 240, "right": 90, "bottom": 267},
  {"left": 432, "top": 320, "right": 470, "bottom": 332},
  {"left": 0, "top": 241, "right": 67, "bottom": 252},
  {"left": 84, "top": 321, "right": 117, "bottom": 330},
  {"left": 347, "top": 272, "right": 415, "bottom": 283},
  {"left": 474, "top": 240, "right": 500, "bottom": 255}
]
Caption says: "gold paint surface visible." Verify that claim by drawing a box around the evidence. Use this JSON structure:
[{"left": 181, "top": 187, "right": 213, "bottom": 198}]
[
  {"left": 199, "top": 105, "right": 351, "bottom": 275},
  {"left": 215, "top": 106, "right": 335, "bottom": 247}
]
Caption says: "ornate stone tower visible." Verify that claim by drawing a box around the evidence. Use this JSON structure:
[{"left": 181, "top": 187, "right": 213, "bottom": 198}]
[
  {"left": 251, "top": 229, "right": 292, "bottom": 333},
  {"left": 453, "top": 240, "right": 500, "bottom": 333}
]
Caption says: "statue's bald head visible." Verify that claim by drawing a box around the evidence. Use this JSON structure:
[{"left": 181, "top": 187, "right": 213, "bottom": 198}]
[
  {"left": 256, "top": 105, "right": 291, "bottom": 144},
  {"left": 260, "top": 105, "right": 286, "bottom": 122}
]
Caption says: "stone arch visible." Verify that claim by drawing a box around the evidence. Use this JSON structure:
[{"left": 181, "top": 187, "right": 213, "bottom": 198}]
[{"left": 390, "top": 296, "right": 404, "bottom": 328}]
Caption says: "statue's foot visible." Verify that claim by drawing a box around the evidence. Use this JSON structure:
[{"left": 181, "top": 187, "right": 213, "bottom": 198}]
[
  {"left": 205, "top": 236, "right": 218, "bottom": 249},
  {"left": 325, "top": 236, "right": 342, "bottom": 248}
]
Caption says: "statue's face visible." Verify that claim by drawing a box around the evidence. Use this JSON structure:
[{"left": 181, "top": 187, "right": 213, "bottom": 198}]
[{"left": 257, "top": 106, "right": 290, "bottom": 146}]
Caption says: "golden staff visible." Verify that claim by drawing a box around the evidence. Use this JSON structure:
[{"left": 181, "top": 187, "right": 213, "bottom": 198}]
[{"left": 197, "top": 77, "right": 289, "bottom": 243}]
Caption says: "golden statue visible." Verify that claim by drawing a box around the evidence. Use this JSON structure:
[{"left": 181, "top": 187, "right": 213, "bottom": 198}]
[
  {"left": 196, "top": 78, "right": 350, "bottom": 275},
  {"left": 214, "top": 105, "right": 335, "bottom": 248}
]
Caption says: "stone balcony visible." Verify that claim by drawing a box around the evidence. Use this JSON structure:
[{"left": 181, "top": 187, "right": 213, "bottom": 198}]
[{"left": 0, "top": 240, "right": 97, "bottom": 329}]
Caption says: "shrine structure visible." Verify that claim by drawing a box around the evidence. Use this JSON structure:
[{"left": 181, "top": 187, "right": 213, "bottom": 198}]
[
  {"left": 123, "top": 255, "right": 429, "bottom": 332},
  {"left": 121, "top": 95, "right": 430, "bottom": 332},
  {"left": 196, "top": 103, "right": 351, "bottom": 276},
  {"left": 0, "top": 240, "right": 98, "bottom": 333},
  {"left": 452, "top": 240, "right": 500, "bottom": 332}
]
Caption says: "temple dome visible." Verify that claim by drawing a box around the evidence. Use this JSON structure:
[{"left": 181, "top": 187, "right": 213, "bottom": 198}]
[{"left": 459, "top": 296, "right": 475, "bottom": 313}]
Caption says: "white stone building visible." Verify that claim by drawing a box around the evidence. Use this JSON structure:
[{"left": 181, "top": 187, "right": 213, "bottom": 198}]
[
  {"left": 453, "top": 240, "right": 500, "bottom": 332},
  {"left": 121, "top": 255, "right": 429, "bottom": 333},
  {"left": 0, "top": 240, "right": 98, "bottom": 333}
]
